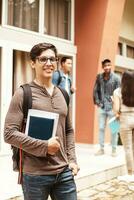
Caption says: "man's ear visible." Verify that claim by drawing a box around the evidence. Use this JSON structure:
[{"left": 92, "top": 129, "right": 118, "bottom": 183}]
[{"left": 31, "top": 60, "right": 35, "bottom": 69}]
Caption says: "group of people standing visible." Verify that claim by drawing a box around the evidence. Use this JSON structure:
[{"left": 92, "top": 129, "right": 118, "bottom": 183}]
[
  {"left": 93, "top": 59, "right": 134, "bottom": 182},
  {"left": 3, "top": 42, "right": 134, "bottom": 200}
]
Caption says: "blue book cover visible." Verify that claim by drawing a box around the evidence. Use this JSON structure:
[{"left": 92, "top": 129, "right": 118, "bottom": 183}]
[
  {"left": 108, "top": 116, "right": 120, "bottom": 134},
  {"left": 28, "top": 116, "right": 54, "bottom": 140},
  {"left": 25, "top": 109, "right": 59, "bottom": 140}
]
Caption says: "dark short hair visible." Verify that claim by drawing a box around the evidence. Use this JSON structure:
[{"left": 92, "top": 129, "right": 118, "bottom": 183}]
[
  {"left": 102, "top": 59, "right": 111, "bottom": 66},
  {"left": 30, "top": 43, "right": 58, "bottom": 62},
  {"left": 121, "top": 70, "right": 134, "bottom": 107},
  {"left": 60, "top": 56, "right": 72, "bottom": 65}
]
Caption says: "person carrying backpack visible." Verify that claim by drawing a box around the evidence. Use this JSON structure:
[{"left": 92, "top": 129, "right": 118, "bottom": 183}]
[
  {"left": 4, "top": 43, "right": 79, "bottom": 200},
  {"left": 52, "top": 56, "right": 76, "bottom": 96}
]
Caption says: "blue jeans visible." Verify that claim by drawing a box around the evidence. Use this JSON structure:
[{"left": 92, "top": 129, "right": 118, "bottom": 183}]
[
  {"left": 98, "top": 108, "right": 118, "bottom": 150},
  {"left": 22, "top": 167, "right": 77, "bottom": 200}
]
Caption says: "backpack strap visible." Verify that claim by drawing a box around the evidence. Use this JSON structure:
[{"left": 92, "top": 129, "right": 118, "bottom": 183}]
[
  {"left": 57, "top": 86, "right": 70, "bottom": 132},
  {"left": 20, "top": 84, "right": 32, "bottom": 121},
  {"left": 17, "top": 84, "right": 32, "bottom": 184},
  {"left": 57, "top": 86, "right": 70, "bottom": 107}
]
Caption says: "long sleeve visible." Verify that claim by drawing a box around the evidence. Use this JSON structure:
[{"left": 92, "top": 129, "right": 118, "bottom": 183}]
[
  {"left": 4, "top": 83, "right": 77, "bottom": 175},
  {"left": 65, "top": 107, "right": 77, "bottom": 164},
  {"left": 93, "top": 74, "right": 101, "bottom": 106},
  {"left": 4, "top": 88, "right": 48, "bottom": 157},
  {"left": 113, "top": 88, "right": 121, "bottom": 115}
]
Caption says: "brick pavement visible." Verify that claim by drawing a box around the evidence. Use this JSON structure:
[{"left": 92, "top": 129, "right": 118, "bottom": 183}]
[
  {"left": 77, "top": 178, "right": 134, "bottom": 200},
  {"left": 8, "top": 178, "right": 134, "bottom": 200}
]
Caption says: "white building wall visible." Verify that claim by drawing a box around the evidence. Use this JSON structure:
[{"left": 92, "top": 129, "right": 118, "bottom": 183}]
[
  {"left": 120, "top": 0, "right": 134, "bottom": 41},
  {"left": 0, "top": 0, "right": 76, "bottom": 155},
  {"left": 116, "top": 0, "right": 134, "bottom": 72}
]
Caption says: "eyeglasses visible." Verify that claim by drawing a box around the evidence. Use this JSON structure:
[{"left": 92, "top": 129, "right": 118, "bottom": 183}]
[{"left": 36, "top": 56, "right": 58, "bottom": 65}]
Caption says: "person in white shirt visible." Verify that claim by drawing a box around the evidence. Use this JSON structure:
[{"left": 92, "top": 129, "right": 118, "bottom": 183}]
[{"left": 113, "top": 70, "right": 134, "bottom": 182}]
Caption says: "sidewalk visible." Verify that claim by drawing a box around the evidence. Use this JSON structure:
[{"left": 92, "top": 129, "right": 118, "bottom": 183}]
[
  {"left": 77, "top": 178, "right": 134, "bottom": 200},
  {"left": 0, "top": 144, "right": 127, "bottom": 200},
  {"left": 77, "top": 144, "right": 134, "bottom": 199},
  {"left": 75, "top": 144, "right": 127, "bottom": 191}
]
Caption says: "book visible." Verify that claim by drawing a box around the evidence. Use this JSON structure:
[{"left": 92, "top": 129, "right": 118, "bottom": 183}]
[
  {"left": 25, "top": 109, "right": 59, "bottom": 140},
  {"left": 108, "top": 116, "right": 120, "bottom": 134}
]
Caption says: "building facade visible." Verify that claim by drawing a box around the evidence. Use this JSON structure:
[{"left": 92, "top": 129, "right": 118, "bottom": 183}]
[
  {"left": 0, "top": 0, "right": 134, "bottom": 155},
  {"left": 0, "top": 0, "right": 76, "bottom": 154},
  {"left": 75, "top": 0, "right": 134, "bottom": 144}
]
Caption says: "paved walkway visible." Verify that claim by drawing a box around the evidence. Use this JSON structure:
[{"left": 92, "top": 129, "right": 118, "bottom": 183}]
[
  {"left": 6, "top": 179, "right": 134, "bottom": 200},
  {"left": 77, "top": 178, "right": 134, "bottom": 200},
  {"left": 0, "top": 144, "right": 131, "bottom": 200}
]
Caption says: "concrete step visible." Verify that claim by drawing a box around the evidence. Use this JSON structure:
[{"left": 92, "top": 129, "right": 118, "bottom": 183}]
[
  {"left": 75, "top": 162, "right": 126, "bottom": 192},
  {"left": 75, "top": 144, "right": 126, "bottom": 192}
]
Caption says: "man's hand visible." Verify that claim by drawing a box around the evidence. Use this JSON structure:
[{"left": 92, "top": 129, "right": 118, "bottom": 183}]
[
  {"left": 69, "top": 163, "right": 80, "bottom": 176},
  {"left": 96, "top": 103, "right": 103, "bottom": 108},
  {"left": 71, "top": 86, "right": 76, "bottom": 94},
  {"left": 96, "top": 103, "right": 101, "bottom": 107},
  {"left": 116, "top": 113, "right": 120, "bottom": 119},
  {"left": 47, "top": 137, "right": 60, "bottom": 155}
]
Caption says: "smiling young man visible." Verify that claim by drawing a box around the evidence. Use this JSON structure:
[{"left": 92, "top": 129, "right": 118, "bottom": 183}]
[
  {"left": 93, "top": 59, "right": 121, "bottom": 157},
  {"left": 4, "top": 43, "right": 79, "bottom": 200}
]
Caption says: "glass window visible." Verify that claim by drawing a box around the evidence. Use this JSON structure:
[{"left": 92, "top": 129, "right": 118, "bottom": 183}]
[
  {"left": 117, "top": 43, "right": 122, "bottom": 55},
  {"left": 45, "top": 0, "right": 71, "bottom": 40},
  {"left": 7, "top": 0, "right": 39, "bottom": 32},
  {"left": 13, "top": 50, "right": 34, "bottom": 93},
  {"left": 127, "top": 45, "right": 134, "bottom": 59}
]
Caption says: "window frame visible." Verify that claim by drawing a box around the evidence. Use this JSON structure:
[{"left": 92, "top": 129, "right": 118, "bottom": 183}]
[
  {"left": 126, "top": 45, "right": 134, "bottom": 59},
  {"left": 115, "top": 38, "right": 134, "bottom": 72},
  {"left": 117, "top": 42, "right": 123, "bottom": 55},
  {"left": 2, "top": 0, "right": 74, "bottom": 42}
]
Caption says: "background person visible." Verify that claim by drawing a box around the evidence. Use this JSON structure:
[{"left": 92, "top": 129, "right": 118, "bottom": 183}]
[
  {"left": 93, "top": 59, "right": 121, "bottom": 156},
  {"left": 4, "top": 43, "right": 79, "bottom": 200},
  {"left": 52, "top": 56, "right": 76, "bottom": 96},
  {"left": 113, "top": 70, "right": 134, "bottom": 182}
]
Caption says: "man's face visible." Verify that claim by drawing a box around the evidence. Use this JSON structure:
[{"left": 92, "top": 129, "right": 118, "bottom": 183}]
[
  {"left": 62, "top": 59, "right": 72, "bottom": 74},
  {"left": 102, "top": 62, "right": 111, "bottom": 74},
  {"left": 31, "top": 49, "right": 57, "bottom": 80}
]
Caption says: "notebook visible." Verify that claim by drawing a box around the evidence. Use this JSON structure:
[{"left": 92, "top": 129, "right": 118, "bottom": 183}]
[{"left": 25, "top": 109, "right": 59, "bottom": 140}]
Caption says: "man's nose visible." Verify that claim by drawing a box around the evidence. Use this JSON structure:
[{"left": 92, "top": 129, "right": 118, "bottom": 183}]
[{"left": 46, "top": 59, "right": 51, "bottom": 65}]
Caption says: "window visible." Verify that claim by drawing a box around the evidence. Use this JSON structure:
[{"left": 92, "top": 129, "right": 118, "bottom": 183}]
[
  {"left": 117, "top": 43, "right": 122, "bottom": 55},
  {"left": 127, "top": 45, "right": 134, "bottom": 59},
  {"left": 13, "top": 50, "right": 34, "bottom": 92},
  {"left": 45, "top": 0, "right": 71, "bottom": 40},
  {"left": 5, "top": 0, "right": 72, "bottom": 40},
  {"left": 7, "top": 0, "right": 39, "bottom": 32}
]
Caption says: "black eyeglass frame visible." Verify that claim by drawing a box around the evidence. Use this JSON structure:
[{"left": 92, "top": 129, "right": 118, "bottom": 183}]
[{"left": 36, "top": 56, "right": 59, "bottom": 64}]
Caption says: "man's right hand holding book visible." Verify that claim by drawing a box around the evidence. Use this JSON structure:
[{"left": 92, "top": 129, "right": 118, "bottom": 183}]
[{"left": 47, "top": 136, "right": 60, "bottom": 155}]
